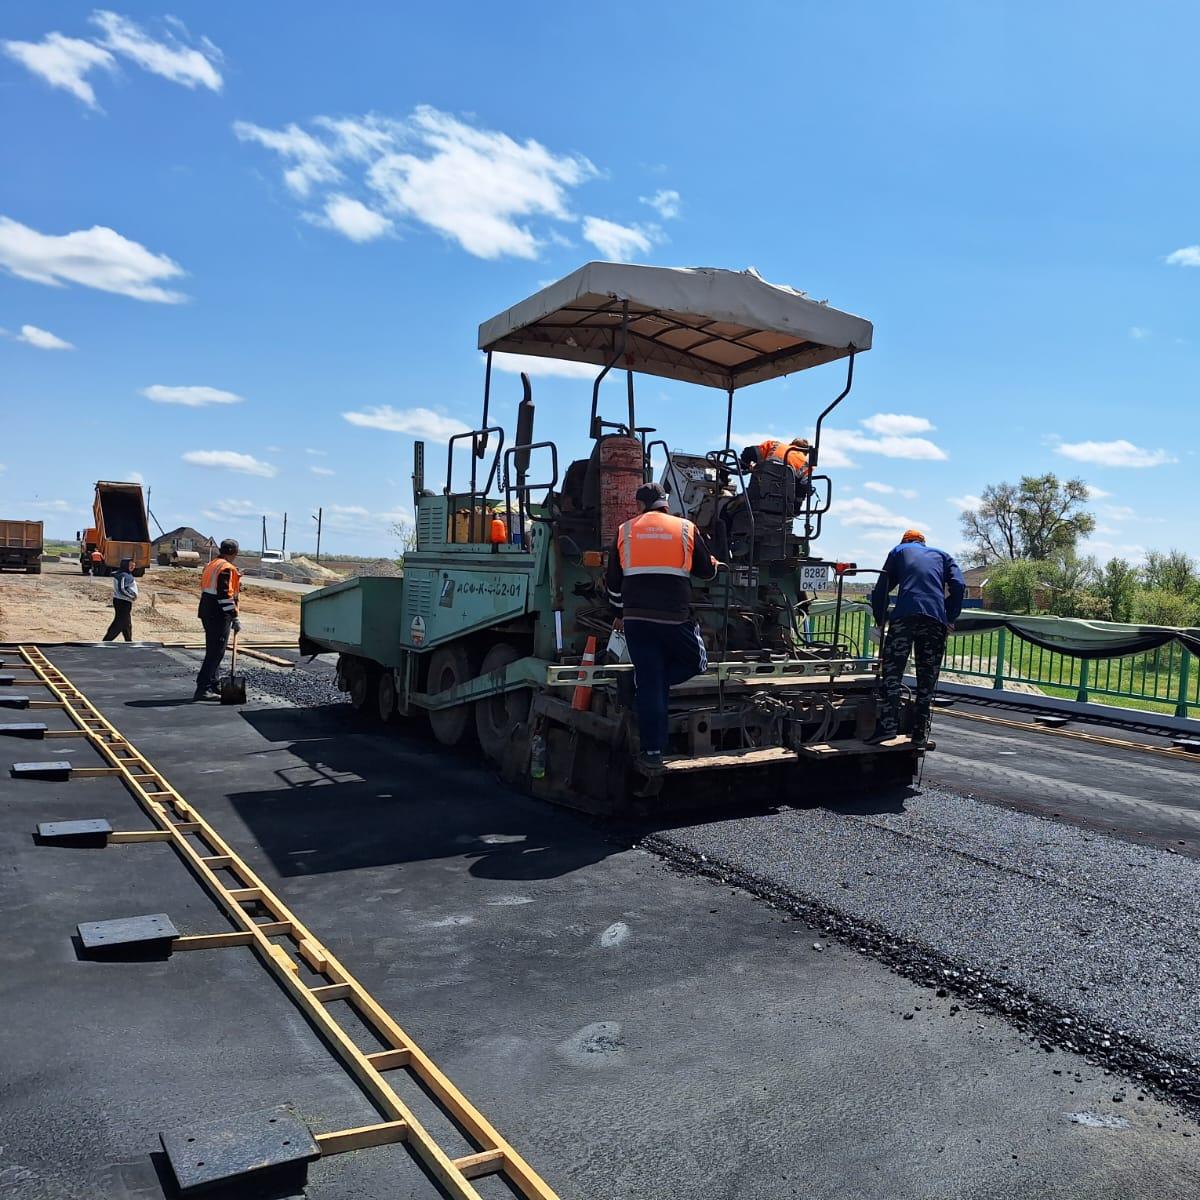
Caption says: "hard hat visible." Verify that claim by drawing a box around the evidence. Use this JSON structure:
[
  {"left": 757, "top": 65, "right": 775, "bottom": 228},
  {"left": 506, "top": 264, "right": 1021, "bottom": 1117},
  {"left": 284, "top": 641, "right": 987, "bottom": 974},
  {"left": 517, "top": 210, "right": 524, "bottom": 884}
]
[{"left": 900, "top": 529, "right": 926, "bottom": 544}]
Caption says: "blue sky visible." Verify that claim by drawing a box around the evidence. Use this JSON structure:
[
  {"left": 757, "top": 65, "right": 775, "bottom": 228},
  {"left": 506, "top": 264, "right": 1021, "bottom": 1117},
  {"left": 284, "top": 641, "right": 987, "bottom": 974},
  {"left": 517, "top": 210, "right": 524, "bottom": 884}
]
[{"left": 1, "top": 2, "right": 1197, "bottom": 562}]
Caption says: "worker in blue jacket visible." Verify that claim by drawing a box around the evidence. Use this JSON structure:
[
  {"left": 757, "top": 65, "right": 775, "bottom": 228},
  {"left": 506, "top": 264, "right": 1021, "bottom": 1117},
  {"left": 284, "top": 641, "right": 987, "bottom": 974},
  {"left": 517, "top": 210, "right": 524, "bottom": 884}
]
[{"left": 868, "top": 529, "right": 965, "bottom": 746}]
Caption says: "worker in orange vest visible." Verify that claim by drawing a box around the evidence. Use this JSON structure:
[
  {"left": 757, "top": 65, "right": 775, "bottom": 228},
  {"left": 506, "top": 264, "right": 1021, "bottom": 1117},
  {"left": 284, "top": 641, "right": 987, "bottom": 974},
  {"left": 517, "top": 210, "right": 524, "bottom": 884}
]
[
  {"left": 605, "top": 482, "right": 718, "bottom": 773},
  {"left": 740, "top": 436, "right": 811, "bottom": 476},
  {"left": 193, "top": 538, "right": 242, "bottom": 700}
]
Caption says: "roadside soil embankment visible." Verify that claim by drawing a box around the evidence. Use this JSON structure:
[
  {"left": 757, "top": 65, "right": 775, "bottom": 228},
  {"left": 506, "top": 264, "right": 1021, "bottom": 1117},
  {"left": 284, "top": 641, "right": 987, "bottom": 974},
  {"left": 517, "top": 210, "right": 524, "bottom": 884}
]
[{"left": 0, "top": 560, "right": 300, "bottom": 643}]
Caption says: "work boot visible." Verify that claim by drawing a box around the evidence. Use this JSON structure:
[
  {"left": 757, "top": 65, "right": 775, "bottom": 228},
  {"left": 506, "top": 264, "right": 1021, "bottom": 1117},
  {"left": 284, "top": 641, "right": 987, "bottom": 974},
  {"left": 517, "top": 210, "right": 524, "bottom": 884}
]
[{"left": 635, "top": 750, "right": 666, "bottom": 774}]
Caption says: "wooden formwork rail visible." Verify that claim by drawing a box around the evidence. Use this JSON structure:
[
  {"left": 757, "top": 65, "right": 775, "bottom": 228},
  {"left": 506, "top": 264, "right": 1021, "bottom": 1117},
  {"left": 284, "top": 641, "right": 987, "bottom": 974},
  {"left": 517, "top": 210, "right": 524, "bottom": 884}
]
[{"left": 17, "top": 645, "right": 560, "bottom": 1200}]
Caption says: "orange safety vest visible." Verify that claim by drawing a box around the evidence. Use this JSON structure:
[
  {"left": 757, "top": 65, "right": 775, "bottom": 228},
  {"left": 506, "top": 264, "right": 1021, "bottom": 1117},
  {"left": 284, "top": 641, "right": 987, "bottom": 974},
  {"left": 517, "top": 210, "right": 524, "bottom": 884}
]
[
  {"left": 758, "top": 438, "right": 810, "bottom": 474},
  {"left": 201, "top": 557, "right": 241, "bottom": 598},
  {"left": 617, "top": 511, "right": 696, "bottom": 578}
]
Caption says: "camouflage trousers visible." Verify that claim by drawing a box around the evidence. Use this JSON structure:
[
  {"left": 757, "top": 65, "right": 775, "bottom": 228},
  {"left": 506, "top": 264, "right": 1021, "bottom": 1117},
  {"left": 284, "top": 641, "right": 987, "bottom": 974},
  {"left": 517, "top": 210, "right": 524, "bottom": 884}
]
[{"left": 879, "top": 615, "right": 949, "bottom": 735}]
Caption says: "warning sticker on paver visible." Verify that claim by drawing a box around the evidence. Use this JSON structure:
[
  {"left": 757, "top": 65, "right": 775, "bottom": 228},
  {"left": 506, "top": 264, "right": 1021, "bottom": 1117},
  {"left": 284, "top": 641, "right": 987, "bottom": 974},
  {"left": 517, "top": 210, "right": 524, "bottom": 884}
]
[{"left": 410, "top": 616, "right": 426, "bottom": 646}]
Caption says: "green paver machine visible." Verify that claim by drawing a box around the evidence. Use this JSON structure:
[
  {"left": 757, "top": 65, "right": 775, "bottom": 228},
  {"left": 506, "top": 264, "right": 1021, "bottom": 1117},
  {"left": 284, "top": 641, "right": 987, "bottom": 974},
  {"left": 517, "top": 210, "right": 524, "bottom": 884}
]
[{"left": 300, "top": 263, "right": 920, "bottom": 813}]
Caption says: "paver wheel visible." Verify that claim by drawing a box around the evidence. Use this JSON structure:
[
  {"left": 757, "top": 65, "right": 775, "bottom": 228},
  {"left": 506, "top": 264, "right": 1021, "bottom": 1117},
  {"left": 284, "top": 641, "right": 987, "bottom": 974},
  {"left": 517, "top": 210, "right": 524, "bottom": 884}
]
[
  {"left": 81, "top": 563, "right": 91, "bottom": 575},
  {"left": 475, "top": 642, "right": 530, "bottom": 763},
  {"left": 427, "top": 643, "right": 478, "bottom": 747},
  {"left": 344, "top": 657, "right": 379, "bottom": 715},
  {"left": 377, "top": 670, "right": 397, "bottom": 723}
]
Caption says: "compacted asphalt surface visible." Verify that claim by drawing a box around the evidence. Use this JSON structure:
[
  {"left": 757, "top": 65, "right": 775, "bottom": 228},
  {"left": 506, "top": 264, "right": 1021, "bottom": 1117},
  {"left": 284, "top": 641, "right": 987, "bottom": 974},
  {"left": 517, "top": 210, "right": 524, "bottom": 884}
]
[{"left": 2, "top": 642, "right": 1200, "bottom": 1199}]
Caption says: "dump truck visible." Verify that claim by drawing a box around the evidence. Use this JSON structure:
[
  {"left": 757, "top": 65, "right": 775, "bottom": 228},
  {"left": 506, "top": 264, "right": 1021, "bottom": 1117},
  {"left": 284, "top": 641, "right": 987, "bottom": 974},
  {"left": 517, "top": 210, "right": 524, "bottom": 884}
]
[
  {"left": 78, "top": 481, "right": 151, "bottom": 576},
  {"left": 0, "top": 519, "right": 44, "bottom": 574},
  {"left": 300, "top": 263, "right": 922, "bottom": 814}
]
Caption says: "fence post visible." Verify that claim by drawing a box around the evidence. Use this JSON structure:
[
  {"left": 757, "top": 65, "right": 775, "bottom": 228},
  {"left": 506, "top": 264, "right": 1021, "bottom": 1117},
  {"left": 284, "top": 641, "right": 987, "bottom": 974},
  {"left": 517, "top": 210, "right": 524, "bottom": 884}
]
[
  {"left": 1176, "top": 649, "right": 1192, "bottom": 719},
  {"left": 992, "top": 628, "right": 1007, "bottom": 690},
  {"left": 1076, "top": 657, "right": 1090, "bottom": 705}
]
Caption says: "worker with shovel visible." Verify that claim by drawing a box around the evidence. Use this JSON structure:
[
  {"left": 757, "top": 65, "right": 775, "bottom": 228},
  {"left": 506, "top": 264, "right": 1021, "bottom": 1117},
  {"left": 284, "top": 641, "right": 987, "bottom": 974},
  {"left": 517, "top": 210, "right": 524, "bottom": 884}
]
[
  {"left": 194, "top": 538, "right": 242, "bottom": 701},
  {"left": 867, "top": 529, "right": 965, "bottom": 747}
]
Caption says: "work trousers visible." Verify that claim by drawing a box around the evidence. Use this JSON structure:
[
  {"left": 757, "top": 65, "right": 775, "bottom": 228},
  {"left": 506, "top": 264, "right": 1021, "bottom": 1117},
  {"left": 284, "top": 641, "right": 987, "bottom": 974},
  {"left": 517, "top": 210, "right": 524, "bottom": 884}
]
[
  {"left": 623, "top": 619, "right": 708, "bottom": 754},
  {"left": 196, "top": 609, "right": 232, "bottom": 692},
  {"left": 103, "top": 599, "right": 133, "bottom": 642},
  {"left": 879, "top": 615, "right": 949, "bottom": 736}
]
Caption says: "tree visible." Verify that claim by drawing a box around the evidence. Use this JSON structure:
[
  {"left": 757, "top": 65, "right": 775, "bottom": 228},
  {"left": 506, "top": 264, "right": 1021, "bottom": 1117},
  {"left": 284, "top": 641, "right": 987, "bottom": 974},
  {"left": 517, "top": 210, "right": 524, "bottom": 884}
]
[
  {"left": 960, "top": 474, "right": 1095, "bottom": 566},
  {"left": 1098, "top": 558, "right": 1140, "bottom": 623},
  {"left": 1141, "top": 549, "right": 1196, "bottom": 595},
  {"left": 1043, "top": 554, "right": 1103, "bottom": 618},
  {"left": 391, "top": 520, "right": 417, "bottom": 562},
  {"left": 1130, "top": 588, "right": 1197, "bottom": 628},
  {"left": 983, "top": 559, "right": 1042, "bottom": 613}
]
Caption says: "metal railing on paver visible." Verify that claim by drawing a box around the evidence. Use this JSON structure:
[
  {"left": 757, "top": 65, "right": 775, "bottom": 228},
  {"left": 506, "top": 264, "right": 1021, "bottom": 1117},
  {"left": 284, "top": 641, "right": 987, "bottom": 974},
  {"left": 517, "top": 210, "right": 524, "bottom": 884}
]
[{"left": 15, "top": 644, "right": 561, "bottom": 1200}]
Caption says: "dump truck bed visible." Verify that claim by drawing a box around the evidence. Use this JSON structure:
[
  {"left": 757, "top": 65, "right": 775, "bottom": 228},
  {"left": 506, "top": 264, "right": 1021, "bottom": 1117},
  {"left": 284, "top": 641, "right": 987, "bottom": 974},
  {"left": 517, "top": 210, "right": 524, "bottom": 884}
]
[{"left": 301, "top": 575, "right": 407, "bottom": 666}]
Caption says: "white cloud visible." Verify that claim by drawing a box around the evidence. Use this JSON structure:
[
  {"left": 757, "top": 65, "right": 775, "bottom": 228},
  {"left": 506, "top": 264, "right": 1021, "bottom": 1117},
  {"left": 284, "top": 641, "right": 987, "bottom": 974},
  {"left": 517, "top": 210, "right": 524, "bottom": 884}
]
[
  {"left": 1102, "top": 504, "right": 1136, "bottom": 521},
  {"left": 319, "top": 194, "right": 392, "bottom": 243},
  {"left": 864, "top": 481, "right": 917, "bottom": 499},
  {"left": 860, "top": 413, "right": 934, "bottom": 436},
  {"left": 1, "top": 32, "right": 114, "bottom": 108},
  {"left": 128, "top": 471, "right": 145, "bottom": 484},
  {"left": 639, "top": 189, "right": 680, "bottom": 220},
  {"left": 837, "top": 496, "right": 920, "bottom": 531},
  {"left": 0, "top": 216, "right": 186, "bottom": 302},
  {"left": 182, "top": 450, "right": 277, "bottom": 478},
  {"left": 28, "top": 498, "right": 76, "bottom": 513},
  {"left": 143, "top": 384, "right": 243, "bottom": 407},
  {"left": 211, "top": 498, "right": 271, "bottom": 517},
  {"left": 16, "top": 323, "right": 73, "bottom": 350},
  {"left": 947, "top": 494, "right": 983, "bottom": 512},
  {"left": 323, "top": 503, "right": 414, "bottom": 533},
  {"left": 310, "top": 465, "right": 335, "bottom": 476},
  {"left": 581, "top": 216, "right": 653, "bottom": 261},
  {"left": 90, "top": 10, "right": 222, "bottom": 91},
  {"left": 1129, "top": 326, "right": 1150, "bottom": 340},
  {"left": 234, "top": 121, "right": 343, "bottom": 197},
  {"left": 1085, "top": 484, "right": 1111, "bottom": 499},
  {"left": 819, "top": 426, "right": 947, "bottom": 466},
  {"left": 305, "top": 448, "right": 327, "bottom": 456},
  {"left": 1055, "top": 439, "right": 1176, "bottom": 468},
  {"left": 491, "top": 351, "right": 601, "bottom": 380},
  {"left": 1166, "top": 246, "right": 1200, "bottom": 267},
  {"left": 237, "top": 107, "right": 599, "bottom": 260},
  {"left": 342, "top": 405, "right": 470, "bottom": 441}
]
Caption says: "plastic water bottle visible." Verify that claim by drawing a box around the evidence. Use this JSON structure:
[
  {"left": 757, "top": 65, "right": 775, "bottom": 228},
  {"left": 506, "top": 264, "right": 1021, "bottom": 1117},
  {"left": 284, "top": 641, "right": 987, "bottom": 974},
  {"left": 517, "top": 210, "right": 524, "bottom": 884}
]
[{"left": 530, "top": 733, "right": 547, "bottom": 780}]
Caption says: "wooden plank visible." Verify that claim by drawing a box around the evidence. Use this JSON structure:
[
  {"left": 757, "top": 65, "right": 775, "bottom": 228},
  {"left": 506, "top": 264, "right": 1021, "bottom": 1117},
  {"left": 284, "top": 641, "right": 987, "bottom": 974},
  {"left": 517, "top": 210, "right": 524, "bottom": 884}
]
[
  {"left": 268, "top": 943, "right": 300, "bottom": 975},
  {"left": 73, "top": 767, "right": 121, "bottom": 777},
  {"left": 315, "top": 1121, "right": 408, "bottom": 1155},
  {"left": 200, "top": 854, "right": 234, "bottom": 869},
  {"left": 172, "top": 931, "right": 255, "bottom": 951},
  {"left": 311, "top": 983, "right": 353, "bottom": 1003},
  {"left": 256, "top": 920, "right": 293, "bottom": 937},
  {"left": 229, "top": 887, "right": 263, "bottom": 902},
  {"left": 664, "top": 746, "right": 796, "bottom": 773},
  {"left": 367, "top": 1048, "right": 412, "bottom": 1071},
  {"left": 455, "top": 1150, "right": 506, "bottom": 1181},
  {"left": 298, "top": 937, "right": 329, "bottom": 973},
  {"left": 108, "top": 829, "right": 172, "bottom": 844}
]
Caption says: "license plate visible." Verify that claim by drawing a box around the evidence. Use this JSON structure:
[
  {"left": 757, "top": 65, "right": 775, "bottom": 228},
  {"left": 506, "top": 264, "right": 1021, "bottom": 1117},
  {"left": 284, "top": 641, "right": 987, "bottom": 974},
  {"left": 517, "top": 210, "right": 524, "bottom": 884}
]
[{"left": 799, "top": 564, "right": 831, "bottom": 591}]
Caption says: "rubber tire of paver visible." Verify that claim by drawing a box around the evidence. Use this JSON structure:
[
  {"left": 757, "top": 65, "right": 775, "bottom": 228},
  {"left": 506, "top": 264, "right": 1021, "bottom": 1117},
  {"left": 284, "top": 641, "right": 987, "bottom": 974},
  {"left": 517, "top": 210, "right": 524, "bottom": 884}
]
[
  {"left": 377, "top": 670, "right": 397, "bottom": 723},
  {"left": 427, "top": 643, "right": 478, "bottom": 747},
  {"left": 27, "top": 563, "right": 41, "bottom": 574},
  {"left": 474, "top": 642, "right": 530, "bottom": 763},
  {"left": 81, "top": 564, "right": 91, "bottom": 575}
]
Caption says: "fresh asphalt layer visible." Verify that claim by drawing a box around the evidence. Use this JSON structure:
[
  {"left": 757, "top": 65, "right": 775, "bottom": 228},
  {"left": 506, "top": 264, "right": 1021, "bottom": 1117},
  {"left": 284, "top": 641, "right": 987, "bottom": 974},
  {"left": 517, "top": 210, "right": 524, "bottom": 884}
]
[{"left": 1, "top": 644, "right": 1199, "bottom": 1199}]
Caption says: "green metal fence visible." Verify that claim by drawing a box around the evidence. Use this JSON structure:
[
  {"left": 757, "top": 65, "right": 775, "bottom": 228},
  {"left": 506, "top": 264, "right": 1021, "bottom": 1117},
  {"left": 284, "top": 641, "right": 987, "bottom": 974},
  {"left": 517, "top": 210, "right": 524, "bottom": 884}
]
[{"left": 809, "top": 608, "right": 1199, "bottom": 718}]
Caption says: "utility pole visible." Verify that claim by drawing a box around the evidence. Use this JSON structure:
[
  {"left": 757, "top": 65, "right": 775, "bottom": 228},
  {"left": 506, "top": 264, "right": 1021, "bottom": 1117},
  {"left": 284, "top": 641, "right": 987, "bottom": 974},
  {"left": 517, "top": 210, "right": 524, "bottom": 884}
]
[
  {"left": 281, "top": 512, "right": 287, "bottom": 557},
  {"left": 261, "top": 515, "right": 267, "bottom": 556},
  {"left": 312, "top": 507, "right": 322, "bottom": 563}
]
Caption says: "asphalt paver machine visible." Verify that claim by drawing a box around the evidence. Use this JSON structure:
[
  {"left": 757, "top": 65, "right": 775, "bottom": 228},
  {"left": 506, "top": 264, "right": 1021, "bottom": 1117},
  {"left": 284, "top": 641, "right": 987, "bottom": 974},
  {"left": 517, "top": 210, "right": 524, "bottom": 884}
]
[{"left": 301, "top": 263, "right": 920, "bottom": 813}]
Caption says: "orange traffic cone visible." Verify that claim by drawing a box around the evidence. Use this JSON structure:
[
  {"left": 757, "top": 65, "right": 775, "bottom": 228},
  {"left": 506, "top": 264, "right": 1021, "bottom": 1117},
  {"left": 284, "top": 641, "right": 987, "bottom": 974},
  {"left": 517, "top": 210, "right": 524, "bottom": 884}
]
[{"left": 572, "top": 635, "right": 598, "bottom": 711}]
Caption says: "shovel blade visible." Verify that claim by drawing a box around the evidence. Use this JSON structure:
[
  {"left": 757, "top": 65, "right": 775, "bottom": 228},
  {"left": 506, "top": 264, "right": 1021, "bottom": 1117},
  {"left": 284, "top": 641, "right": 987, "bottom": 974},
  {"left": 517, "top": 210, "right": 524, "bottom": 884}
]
[{"left": 219, "top": 674, "right": 247, "bottom": 705}]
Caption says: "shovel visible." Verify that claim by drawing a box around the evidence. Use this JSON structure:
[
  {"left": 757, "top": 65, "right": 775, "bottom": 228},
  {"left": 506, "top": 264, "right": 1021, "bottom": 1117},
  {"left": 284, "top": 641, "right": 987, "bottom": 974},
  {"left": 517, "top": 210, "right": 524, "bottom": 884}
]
[{"left": 219, "top": 627, "right": 247, "bottom": 705}]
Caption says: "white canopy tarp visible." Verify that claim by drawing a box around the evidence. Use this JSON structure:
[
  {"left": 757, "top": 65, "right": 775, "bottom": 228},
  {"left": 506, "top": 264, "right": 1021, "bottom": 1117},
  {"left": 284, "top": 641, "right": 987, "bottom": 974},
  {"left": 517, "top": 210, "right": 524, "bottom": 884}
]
[{"left": 477, "top": 262, "right": 873, "bottom": 391}]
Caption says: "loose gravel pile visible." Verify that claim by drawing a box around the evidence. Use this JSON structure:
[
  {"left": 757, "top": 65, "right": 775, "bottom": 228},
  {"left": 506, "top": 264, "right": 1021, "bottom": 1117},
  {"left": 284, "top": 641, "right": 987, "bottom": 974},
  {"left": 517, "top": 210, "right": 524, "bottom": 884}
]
[
  {"left": 647, "top": 786, "right": 1200, "bottom": 1110},
  {"left": 240, "top": 661, "right": 347, "bottom": 709}
]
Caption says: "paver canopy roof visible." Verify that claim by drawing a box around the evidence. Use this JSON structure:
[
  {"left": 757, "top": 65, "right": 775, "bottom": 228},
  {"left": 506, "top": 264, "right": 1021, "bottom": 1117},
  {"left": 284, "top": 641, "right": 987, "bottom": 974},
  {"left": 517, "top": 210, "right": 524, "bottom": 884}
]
[{"left": 478, "top": 262, "right": 873, "bottom": 391}]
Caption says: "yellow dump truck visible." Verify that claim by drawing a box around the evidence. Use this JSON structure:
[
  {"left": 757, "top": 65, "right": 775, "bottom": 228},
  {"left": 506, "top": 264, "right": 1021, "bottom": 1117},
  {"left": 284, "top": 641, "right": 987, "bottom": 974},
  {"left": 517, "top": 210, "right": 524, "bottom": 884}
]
[
  {"left": 0, "top": 519, "right": 44, "bottom": 574},
  {"left": 78, "top": 482, "right": 151, "bottom": 577}
]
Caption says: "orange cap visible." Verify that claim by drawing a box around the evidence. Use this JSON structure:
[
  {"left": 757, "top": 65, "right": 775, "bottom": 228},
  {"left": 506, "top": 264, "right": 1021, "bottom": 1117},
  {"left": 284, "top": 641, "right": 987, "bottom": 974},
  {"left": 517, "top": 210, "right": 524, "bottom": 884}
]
[{"left": 900, "top": 529, "right": 925, "bottom": 543}]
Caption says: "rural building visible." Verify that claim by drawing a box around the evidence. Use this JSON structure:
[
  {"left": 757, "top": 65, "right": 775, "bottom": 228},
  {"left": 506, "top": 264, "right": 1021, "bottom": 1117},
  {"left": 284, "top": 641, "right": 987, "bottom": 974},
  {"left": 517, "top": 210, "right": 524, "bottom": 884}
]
[{"left": 151, "top": 527, "right": 215, "bottom": 558}]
